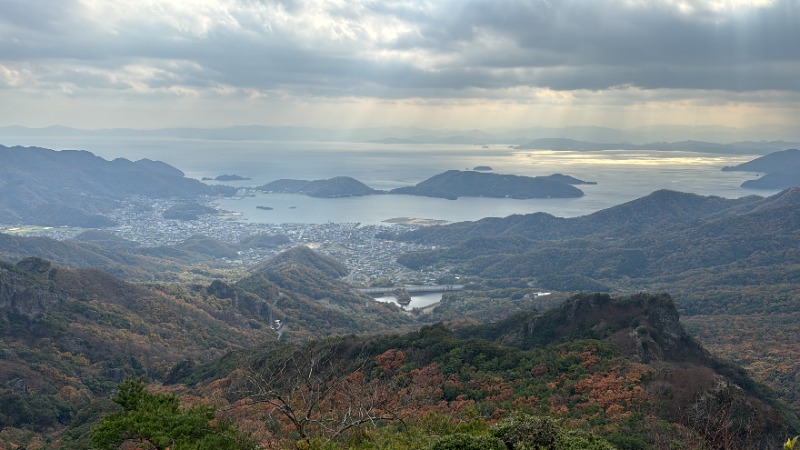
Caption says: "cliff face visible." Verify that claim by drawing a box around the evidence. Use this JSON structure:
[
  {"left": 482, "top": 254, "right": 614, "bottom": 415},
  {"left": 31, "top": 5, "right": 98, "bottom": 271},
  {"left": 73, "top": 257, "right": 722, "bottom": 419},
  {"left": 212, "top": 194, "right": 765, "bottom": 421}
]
[
  {"left": 491, "top": 292, "right": 702, "bottom": 363},
  {"left": 0, "top": 258, "right": 63, "bottom": 323},
  {"left": 477, "top": 293, "right": 798, "bottom": 448},
  {"left": 558, "top": 293, "right": 706, "bottom": 364}
]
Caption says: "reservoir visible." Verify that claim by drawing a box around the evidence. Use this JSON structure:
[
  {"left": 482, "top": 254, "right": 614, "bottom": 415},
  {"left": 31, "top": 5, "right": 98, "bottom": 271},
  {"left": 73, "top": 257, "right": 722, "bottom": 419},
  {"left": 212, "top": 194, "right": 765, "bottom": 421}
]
[{"left": 374, "top": 292, "right": 444, "bottom": 310}]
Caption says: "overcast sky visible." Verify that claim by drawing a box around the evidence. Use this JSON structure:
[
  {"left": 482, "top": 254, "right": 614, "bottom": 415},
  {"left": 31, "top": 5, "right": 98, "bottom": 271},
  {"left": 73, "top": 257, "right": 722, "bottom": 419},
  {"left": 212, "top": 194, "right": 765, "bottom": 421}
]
[{"left": 1, "top": 0, "right": 798, "bottom": 130}]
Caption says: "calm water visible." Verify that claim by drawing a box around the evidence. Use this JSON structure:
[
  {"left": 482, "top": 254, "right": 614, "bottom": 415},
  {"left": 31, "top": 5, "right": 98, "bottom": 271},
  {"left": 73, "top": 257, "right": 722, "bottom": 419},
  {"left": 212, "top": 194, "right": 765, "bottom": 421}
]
[
  {"left": 4, "top": 136, "right": 778, "bottom": 223},
  {"left": 375, "top": 292, "right": 443, "bottom": 310}
]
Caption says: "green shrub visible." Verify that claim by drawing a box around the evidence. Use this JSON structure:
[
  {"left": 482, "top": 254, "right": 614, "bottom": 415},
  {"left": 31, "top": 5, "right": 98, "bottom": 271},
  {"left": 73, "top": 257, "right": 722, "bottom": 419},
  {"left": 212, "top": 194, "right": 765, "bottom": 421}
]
[
  {"left": 429, "top": 433, "right": 507, "bottom": 450},
  {"left": 491, "top": 414, "right": 617, "bottom": 450}
]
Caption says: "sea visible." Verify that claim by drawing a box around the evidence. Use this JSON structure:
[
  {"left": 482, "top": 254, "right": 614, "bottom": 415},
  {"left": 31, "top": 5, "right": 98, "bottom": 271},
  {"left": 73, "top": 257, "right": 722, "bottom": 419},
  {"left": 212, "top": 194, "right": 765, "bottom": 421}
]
[
  {"left": 6, "top": 135, "right": 779, "bottom": 309},
  {"left": 6, "top": 136, "right": 777, "bottom": 225}
]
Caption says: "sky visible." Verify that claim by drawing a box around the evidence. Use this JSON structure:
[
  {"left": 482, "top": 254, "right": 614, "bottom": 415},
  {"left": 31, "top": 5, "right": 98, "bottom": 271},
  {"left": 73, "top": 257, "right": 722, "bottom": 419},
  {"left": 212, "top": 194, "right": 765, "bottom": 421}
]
[{"left": 0, "top": 0, "right": 798, "bottom": 130}]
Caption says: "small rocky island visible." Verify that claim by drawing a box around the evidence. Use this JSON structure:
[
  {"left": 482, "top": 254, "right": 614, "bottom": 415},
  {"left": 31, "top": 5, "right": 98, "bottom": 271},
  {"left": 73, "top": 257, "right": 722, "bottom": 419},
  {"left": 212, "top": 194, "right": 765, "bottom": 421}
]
[
  {"left": 473, "top": 165, "right": 493, "bottom": 171},
  {"left": 256, "top": 206, "right": 274, "bottom": 210},
  {"left": 389, "top": 170, "right": 588, "bottom": 200}
]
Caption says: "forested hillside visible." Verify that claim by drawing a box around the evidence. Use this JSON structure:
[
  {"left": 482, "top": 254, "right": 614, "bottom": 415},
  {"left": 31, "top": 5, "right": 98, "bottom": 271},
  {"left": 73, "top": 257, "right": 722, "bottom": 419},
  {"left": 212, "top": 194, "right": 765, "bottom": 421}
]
[
  {"left": 390, "top": 188, "right": 800, "bottom": 412},
  {"left": 0, "top": 248, "right": 416, "bottom": 447},
  {"left": 0, "top": 231, "right": 291, "bottom": 281},
  {"left": 158, "top": 293, "right": 797, "bottom": 450}
]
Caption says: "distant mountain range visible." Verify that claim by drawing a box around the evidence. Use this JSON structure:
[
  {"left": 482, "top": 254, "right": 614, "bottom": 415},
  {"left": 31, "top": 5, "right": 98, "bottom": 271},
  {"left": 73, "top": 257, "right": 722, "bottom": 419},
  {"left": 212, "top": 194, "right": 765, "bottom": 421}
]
[
  {"left": 3, "top": 124, "right": 800, "bottom": 148},
  {"left": 0, "top": 145, "right": 233, "bottom": 227}
]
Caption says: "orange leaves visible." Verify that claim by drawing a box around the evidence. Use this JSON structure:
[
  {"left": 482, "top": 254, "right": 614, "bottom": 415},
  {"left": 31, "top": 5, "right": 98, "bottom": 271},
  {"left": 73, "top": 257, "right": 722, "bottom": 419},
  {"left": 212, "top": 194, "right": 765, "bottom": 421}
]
[
  {"left": 573, "top": 365, "right": 647, "bottom": 419},
  {"left": 56, "top": 385, "right": 82, "bottom": 401},
  {"left": 580, "top": 349, "right": 601, "bottom": 369},
  {"left": 374, "top": 348, "right": 406, "bottom": 375},
  {"left": 530, "top": 363, "right": 549, "bottom": 377}
]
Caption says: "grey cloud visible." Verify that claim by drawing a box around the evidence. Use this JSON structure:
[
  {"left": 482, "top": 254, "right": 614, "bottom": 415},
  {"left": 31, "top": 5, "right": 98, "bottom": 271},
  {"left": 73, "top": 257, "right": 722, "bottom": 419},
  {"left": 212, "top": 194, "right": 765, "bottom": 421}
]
[
  {"left": 0, "top": 0, "right": 81, "bottom": 32},
  {"left": 0, "top": 0, "right": 798, "bottom": 99},
  {"left": 415, "top": 0, "right": 800, "bottom": 65}
]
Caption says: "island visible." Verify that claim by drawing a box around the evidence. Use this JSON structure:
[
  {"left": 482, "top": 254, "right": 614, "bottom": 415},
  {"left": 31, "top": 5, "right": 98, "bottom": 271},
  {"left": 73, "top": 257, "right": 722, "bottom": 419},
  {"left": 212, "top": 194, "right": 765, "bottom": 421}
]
[
  {"left": 388, "top": 170, "right": 585, "bottom": 199},
  {"left": 473, "top": 166, "right": 493, "bottom": 171},
  {"left": 722, "top": 149, "right": 800, "bottom": 190},
  {"left": 255, "top": 176, "right": 383, "bottom": 198},
  {"left": 214, "top": 174, "right": 252, "bottom": 181},
  {"left": 256, "top": 206, "right": 274, "bottom": 210}
]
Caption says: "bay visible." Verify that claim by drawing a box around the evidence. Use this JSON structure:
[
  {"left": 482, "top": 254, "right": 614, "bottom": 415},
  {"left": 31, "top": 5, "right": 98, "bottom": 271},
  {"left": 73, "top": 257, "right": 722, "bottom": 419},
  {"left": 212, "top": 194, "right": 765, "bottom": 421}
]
[{"left": 3, "top": 136, "right": 778, "bottom": 223}]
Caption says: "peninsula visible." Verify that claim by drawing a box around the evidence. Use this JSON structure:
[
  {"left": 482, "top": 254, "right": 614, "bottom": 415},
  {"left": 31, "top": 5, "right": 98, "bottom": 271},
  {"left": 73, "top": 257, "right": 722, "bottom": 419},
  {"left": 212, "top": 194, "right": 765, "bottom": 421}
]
[{"left": 722, "top": 149, "right": 800, "bottom": 190}]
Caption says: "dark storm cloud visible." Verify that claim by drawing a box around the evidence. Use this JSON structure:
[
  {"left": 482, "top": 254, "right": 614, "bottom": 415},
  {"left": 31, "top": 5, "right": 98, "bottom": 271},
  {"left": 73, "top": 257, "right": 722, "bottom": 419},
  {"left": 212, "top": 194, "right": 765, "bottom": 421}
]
[{"left": 0, "top": 0, "right": 798, "bottom": 97}]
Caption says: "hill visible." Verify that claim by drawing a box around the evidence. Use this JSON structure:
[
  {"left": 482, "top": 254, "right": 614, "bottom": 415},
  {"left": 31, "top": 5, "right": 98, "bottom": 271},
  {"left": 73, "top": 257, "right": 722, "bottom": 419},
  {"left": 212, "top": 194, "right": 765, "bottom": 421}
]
[
  {"left": 722, "top": 149, "right": 800, "bottom": 173},
  {"left": 0, "top": 257, "right": 279, "bottom": 439},
  {"left": 256, "top": 176, "right": 381, "bottom": 197},
  {"left": 233, "top": 246, "right": 413, "bottom": 337},
  {"left": 741, "top": 171, "right": 800, "bottom": 189},
  {"left": 389, "top": 189, "right": 752, "bottom": 246},
  {"left": 0, "top": 250, "right": 416, "bottom": 448},
  {"left": 392, "top": 189, "right": 800, "bottom": 290},
  {"left": 390, "top": 188, "right": 800, "bottom": 410},
  {"left": 0, "top": 231, "right": 290, "bottom": 281},
  {"left": 389, "top": 170, "right": 584, "bottom": 200},
  {"left": 253, "top": 245, "right": 349, "bottom": 278},
  {"left": 0, "top": 145, "right": 233, "bottom": 227},
  {"left": 170, "top": 293, "right": 797, "bottom": 450},
  {"left": 722, "top": 149, "right": 800, "bottom": 190}
]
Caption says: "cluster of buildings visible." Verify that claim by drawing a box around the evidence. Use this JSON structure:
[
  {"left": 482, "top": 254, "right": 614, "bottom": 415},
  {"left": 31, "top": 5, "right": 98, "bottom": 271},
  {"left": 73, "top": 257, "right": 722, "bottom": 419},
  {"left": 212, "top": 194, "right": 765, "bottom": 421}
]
[{"left": 14, "top": 197, "right": 450, "bottom": 286}]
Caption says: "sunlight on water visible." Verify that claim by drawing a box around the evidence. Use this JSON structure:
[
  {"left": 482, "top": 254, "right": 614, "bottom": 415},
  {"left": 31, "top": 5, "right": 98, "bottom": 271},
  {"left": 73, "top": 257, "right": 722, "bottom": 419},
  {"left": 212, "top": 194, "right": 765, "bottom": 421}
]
[
  {"left": 511, "top": 150, "right": 755, "bottom": 166},
  {"left": 6, "top": 136, "right": 777, "bottom": 223}
]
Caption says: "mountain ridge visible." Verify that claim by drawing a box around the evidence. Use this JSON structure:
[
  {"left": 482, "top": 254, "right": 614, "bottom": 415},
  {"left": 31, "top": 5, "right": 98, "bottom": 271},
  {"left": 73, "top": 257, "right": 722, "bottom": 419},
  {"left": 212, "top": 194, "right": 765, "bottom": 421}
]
[{"left": 0, "top": 145, "right": 233, "bottom": 227}]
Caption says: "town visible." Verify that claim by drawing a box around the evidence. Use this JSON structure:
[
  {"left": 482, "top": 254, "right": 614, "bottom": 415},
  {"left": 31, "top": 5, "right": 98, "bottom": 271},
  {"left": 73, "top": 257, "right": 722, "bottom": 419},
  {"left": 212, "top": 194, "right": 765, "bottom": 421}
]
[{"left": 2, "top": 196, "right": 452, "bottom": 287}]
